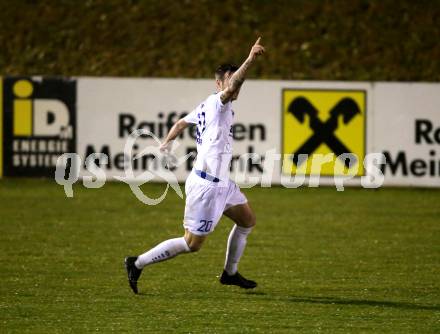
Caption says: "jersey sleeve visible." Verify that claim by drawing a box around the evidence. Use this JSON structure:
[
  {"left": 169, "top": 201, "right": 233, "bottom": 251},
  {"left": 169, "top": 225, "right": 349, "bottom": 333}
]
[{"left": 182, "top": 108, "right": 199, "bottom": 124}]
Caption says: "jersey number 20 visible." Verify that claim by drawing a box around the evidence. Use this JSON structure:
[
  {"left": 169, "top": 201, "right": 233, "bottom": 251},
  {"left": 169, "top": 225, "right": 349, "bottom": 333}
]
[{"left": 197, "top": 219, "right": 213, "bottom": 232}]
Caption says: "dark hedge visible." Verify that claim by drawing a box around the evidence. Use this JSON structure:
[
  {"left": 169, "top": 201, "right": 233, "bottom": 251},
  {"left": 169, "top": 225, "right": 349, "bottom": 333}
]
[{"left": 1, "top": 0, "right": 439, "bottom": 81}]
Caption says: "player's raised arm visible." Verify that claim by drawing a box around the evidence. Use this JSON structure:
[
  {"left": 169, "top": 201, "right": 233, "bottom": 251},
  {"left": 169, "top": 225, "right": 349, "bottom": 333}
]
[
  {"left": 220, "top": 37, "right": 265, "bottom": 104},
  {"left": 160, "top": 118, "right": 189, "bottom": 152}
]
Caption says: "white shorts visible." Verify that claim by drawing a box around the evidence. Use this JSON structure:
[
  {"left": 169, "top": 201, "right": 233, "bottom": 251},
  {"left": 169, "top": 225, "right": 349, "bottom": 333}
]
[{"left": 183, "top": 171, "right": 248, "bottom": 236}]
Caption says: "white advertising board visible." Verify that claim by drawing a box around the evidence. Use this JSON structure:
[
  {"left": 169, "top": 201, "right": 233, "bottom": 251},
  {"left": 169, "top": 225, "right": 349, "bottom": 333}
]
[
  {"left": 77, "top": 78, "right": 376, "bottom": 187},
  {"left": 373, "top": 83, "right": 440, "bottom": 187},
  {"left": 4, "top": 77, "right": 438, "bottom": 187}
]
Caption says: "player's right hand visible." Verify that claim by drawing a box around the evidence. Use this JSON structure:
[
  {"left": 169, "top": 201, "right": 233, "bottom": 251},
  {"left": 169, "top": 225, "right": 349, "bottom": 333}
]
[
  {"left": 160, "top": 141, "right": 171, "bottom": 153},
  {"left": 249, "top": 37, "right": 265, "bottom": 60}
]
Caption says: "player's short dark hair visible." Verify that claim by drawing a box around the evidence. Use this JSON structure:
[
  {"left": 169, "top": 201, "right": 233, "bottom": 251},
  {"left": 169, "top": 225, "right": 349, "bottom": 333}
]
[{"left": 215, "top": 63, "right": 239, "bottom": 81}]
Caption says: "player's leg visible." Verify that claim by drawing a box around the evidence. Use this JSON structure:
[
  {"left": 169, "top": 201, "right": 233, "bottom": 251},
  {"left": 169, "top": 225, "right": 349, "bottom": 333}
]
[
  {"left": 125, "top": 174, "right": 219, "bottom": 294},
  {"left": 223, "top": 202, "right": 256, "bottom": 273},
  {"left": 132, "top": 230, "right": 205, "bottom": 271},
  {"left": 134, "top": 233, "right": 198, "bottom": 268},
  {"left": 125, "top": 231, "right": 205, "bottom": 294},
  {"left": 224, "top": 202, "right": 256, "bottom": 228},
  {"left": 220, "top": 183, "right": 257, "bottom": 289},
  {"left": 133, "top": 173, "right": 208, "bottom": 268}
]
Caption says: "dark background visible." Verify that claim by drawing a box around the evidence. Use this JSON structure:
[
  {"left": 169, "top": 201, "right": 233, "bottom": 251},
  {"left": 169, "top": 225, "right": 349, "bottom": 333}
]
[{"left": 1, "top": 0, "right": 439, "bottom": 81}]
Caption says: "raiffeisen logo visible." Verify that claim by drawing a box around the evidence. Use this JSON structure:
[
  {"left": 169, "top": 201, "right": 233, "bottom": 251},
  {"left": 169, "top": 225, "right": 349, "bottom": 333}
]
[{"left": 282, "top": 89, "right": 366, "bottom": 177}]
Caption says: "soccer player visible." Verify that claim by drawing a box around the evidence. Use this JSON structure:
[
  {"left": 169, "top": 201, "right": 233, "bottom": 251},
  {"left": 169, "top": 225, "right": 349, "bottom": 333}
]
[{"left": 125, "top": 37, "right": 265, "bottom": 294}]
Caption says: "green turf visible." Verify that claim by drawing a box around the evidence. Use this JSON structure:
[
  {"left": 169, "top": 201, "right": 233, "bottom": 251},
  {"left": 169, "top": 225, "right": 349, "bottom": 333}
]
[{"left": 0, "top": 179, "right": 439, "bottom": 333}]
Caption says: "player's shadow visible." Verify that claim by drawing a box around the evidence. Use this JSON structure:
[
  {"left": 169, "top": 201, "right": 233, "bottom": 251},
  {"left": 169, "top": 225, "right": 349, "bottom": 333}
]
[
  {"left": 245, "top": 291, "right": 267, "bottom": 296},
  {"left": 285, "top": 295, "right": 440, "bottom": 311}
]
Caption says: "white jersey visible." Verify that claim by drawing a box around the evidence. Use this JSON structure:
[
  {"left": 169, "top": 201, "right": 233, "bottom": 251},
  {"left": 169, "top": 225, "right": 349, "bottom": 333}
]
[
  {"left": 182, "top": 92, "right": 248, "bottom": 234},
  {"left": 183, "top": 92, "right": 234, "bottom": 181}
]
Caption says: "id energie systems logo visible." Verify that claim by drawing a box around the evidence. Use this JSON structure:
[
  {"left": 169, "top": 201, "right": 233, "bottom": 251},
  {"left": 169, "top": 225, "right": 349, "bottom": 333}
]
[
  {"left": 1, "top": 77, "right": 76, "bottom": 177},
  {"left": 282, "top": 89, "right": 366, "bottom": 176}
]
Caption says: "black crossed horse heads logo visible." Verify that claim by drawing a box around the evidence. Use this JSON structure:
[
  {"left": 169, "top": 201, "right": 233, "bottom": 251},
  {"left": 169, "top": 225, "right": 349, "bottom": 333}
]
[{"left": 288, "top": 97, "right": 361, "bottom": 169}]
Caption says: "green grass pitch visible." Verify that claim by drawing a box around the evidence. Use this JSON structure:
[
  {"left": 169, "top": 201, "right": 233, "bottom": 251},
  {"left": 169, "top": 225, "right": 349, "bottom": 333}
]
[{"left": 0, "top": 179, "right": 439, "bottom": 333}]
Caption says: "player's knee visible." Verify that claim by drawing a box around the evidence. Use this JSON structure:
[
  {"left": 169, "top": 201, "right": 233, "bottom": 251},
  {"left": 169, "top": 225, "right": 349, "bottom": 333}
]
[
  {"left": 243, "top": 210, "right": 256, "bottom": 228},
  {"left": 184, "top": 230, "right": 207, "bottom": 252},
  {"left": 248, "top": 211, "right": 256, "bottom": 227},
  {"left": 235, "top": 210, "right": 256, "bottom": 228},
  {"left": 184, "top": 235, "right": 204, "bottom": 252},
  {"left": 188, "top": 240, "right": 203, "bottom": 252}
]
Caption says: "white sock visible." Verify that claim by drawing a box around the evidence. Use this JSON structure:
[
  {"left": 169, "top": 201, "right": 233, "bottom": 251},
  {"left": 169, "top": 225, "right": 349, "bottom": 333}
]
[
  {"left": 224, "top": 225, "right": 253, "bottom": 275},
  {"left": 135, "top": 237, "right": 190, "bottom": 269}
]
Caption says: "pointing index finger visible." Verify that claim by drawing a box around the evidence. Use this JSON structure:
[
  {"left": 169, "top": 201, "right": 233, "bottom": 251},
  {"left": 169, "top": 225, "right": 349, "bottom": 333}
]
[{"left": 254, "top": 37, "right": 261, "bottom": 45}]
